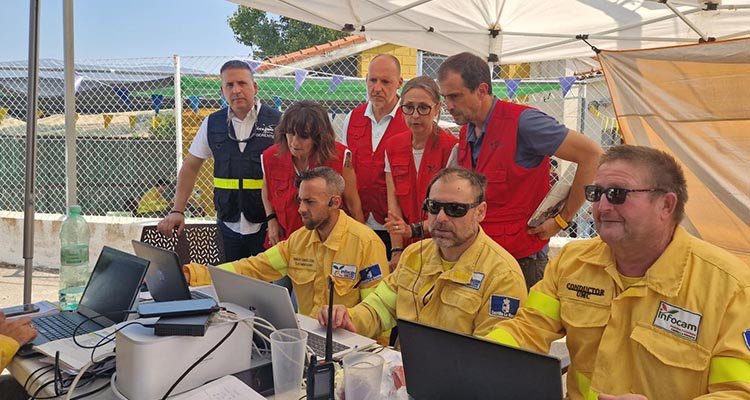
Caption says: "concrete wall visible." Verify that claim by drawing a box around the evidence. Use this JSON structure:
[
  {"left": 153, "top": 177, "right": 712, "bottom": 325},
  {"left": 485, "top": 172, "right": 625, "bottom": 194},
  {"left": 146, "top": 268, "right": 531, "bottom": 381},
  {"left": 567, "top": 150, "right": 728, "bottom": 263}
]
[{"left": 1, "top": 211, "right": 163, "bottom": 269}]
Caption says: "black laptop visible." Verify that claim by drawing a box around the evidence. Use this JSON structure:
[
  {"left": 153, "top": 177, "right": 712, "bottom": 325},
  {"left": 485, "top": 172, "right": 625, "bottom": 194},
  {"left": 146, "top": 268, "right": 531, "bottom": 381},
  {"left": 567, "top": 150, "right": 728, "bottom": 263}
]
[
  {"left": 131, "top": 240, "right": 213, "bottom": 302},
  {"left": 23, "top": 247, "right": 150, "bottom": 353},
  {"left": 398, "top": 319, "right": 564, "bottom": 400}
]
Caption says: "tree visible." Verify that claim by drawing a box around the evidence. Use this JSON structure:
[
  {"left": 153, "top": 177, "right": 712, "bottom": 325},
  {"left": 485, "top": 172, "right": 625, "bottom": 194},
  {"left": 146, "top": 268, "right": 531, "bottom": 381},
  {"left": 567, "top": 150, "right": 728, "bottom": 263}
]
[{"left": 228, "top": 7, "right": 347, "bottom": 59}]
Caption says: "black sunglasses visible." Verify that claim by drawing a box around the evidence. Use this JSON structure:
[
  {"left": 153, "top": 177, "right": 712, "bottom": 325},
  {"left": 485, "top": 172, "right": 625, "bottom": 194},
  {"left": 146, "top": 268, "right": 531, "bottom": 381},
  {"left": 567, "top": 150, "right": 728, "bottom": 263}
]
[
  {"left": 401, "top": 103, "right": 434, "bottom": 116},
  {"left": 584, "top": 185, "right": 665, "bottom": 205},
  {"left": 422, "top": 199, "right": 481, "bottom": 218}
]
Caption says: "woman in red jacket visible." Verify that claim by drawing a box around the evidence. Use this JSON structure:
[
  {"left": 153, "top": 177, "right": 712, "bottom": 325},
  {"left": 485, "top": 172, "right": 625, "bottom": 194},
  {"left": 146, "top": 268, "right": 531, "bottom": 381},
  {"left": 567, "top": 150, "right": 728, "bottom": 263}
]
[
  {"left": 261, "top": 101, "right": 364, "bottom": 245},
  {"left": 383, "top": 76, "right": 458, "bottom": 269}
]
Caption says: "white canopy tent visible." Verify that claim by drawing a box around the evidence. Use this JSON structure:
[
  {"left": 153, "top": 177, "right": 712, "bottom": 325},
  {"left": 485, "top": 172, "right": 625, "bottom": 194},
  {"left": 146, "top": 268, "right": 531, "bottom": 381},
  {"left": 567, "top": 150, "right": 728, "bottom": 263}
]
[{"left": 231, "top": 0, "right": 750, "bottom": 62}]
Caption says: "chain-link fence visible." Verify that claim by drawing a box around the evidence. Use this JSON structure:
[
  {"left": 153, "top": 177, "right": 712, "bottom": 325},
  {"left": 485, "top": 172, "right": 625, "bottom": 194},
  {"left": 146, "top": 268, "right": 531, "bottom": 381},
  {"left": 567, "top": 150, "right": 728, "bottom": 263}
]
[{"left": 0, "top": 47, "right": 621, "bottom": 239}]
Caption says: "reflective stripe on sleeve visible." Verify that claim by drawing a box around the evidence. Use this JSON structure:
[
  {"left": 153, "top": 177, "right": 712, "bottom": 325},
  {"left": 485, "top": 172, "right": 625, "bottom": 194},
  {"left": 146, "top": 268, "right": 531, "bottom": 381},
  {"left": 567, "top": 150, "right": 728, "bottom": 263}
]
[
  {"left": 217, "top": 262, "right": 236, "bottom": 273},
  {"left": 360, "top": 287, "right": 376, "bottom": 300},
  {"left": 708, "top": 356, "right": 750, "bottom": 385},
  {"left": 265, "top": 245, "right": 288, "bottom": 276},
  {"left": 526, "top": 290, "right": 561, "bottom": 321},
  {"left": 574, "top": 372, "right": 599, "bottom": 400},
  {"left": 213, "top": 178, "right": 263, "bottom": 190},
  {"left": 484, "top": 328, "right": 519, "bottom": 347},
  {"left": 361, "top": 282, "right": 397, "bottom": 329}
]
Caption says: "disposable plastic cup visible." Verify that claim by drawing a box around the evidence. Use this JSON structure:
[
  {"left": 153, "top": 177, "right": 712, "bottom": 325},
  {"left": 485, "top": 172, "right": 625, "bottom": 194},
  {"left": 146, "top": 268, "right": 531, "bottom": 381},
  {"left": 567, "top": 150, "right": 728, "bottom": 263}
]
[
  {"left": 270, "top": 328, "right": 308, "bottom": 400},
  {"left": 343, "top": 352, "right": 384, "bottom": 400}
]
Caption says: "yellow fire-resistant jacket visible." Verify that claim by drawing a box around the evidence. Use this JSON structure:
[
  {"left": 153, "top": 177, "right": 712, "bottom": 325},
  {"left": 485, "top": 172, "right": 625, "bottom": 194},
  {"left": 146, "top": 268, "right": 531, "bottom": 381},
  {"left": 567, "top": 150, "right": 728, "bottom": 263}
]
[
  {"left": 186, "top": 210, "right": 388, "bottom": 318},
  {"left": 349, "top": 228, "right": 527, "bottom": 339},
  {"left": 1, "top": 334, "right": 20, "bottom": 370},
  {"left": 136, "top": 187, "right": 169, "bottom": 215},
  {"left": 486, "top": 227, "right": 750, "bottom": 399}
]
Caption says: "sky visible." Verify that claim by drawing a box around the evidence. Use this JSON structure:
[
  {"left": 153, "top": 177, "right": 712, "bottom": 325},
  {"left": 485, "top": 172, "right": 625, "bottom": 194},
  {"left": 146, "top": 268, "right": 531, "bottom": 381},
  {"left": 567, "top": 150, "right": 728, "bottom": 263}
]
[{"left": 0, "top": 0, "right": 254, "bottom": 61}]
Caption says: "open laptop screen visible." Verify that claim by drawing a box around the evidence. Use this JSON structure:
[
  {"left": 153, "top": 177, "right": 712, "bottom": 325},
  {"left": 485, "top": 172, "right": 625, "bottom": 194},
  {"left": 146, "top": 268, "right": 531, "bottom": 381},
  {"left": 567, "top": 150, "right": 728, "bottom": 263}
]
[
  {"left": 77, "top": 246, "right": 150, "bottom": 325},
  {"left": 398, "top": 319, "right": 563, "bottom": 400}
]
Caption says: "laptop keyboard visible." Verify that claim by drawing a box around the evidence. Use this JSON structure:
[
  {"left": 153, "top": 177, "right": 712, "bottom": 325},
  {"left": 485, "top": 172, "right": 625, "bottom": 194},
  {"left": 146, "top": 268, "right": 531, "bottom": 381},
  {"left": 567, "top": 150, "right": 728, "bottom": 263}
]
[
  {"left": 190, "top": 291, "right": 213, "bottom": 300},
  {"left": 307, "top": 332, "right": 349, "bottom": 357},
  {"left": 32, "top": 313, "right": 96, "bottom": 341}
]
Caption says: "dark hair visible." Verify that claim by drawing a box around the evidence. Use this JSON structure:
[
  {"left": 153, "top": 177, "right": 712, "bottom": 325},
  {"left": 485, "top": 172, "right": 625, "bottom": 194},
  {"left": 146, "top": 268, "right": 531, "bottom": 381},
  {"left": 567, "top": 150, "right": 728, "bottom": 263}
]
[
  {"left": 370, "top": 54, "right": 401, "bottom": 75},
  {"left": 274, "top": 101, "right": 337, "bottom": 166},
  {"left": 296, "top": 166, "right": 345, "bottom": 196},
  {"left": 220, "top": 60, "right": 254, "bottom": 76},
  {"left": 426, "top": 167, "right": 487, "bottom": 203},
  {"left": 437, "top": 52, "right": 492, "bottom": 95},
  {"left": 600, "top": 145, "right": 688, "bottom": 223}
]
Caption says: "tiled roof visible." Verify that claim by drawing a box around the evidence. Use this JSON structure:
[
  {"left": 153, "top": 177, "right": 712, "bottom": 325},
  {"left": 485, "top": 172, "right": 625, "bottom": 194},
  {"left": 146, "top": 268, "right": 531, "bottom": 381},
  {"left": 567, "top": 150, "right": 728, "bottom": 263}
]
[{"left": 256, "top": 35, "right": 367, "bottom": 72}]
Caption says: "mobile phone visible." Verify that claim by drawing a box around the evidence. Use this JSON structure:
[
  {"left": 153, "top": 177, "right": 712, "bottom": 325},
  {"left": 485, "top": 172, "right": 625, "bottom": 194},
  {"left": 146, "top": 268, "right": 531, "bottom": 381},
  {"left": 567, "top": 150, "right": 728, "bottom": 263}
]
[{"left": 2, "top": 304, "right": 40, "bottom": 318}]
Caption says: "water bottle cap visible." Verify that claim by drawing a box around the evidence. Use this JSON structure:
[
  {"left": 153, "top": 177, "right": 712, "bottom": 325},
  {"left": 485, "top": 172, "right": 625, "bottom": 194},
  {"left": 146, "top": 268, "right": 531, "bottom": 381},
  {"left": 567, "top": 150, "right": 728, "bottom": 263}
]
[{"left": 69, "top": 205, "right": 82, "bottom": 215}]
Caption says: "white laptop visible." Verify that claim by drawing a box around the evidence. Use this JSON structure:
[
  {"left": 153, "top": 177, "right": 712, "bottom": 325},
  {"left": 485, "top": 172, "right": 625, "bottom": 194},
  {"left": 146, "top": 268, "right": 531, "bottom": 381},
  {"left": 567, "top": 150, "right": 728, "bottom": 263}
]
[{"left": 207, "top": 265, "right": 375, "bottom": 359}]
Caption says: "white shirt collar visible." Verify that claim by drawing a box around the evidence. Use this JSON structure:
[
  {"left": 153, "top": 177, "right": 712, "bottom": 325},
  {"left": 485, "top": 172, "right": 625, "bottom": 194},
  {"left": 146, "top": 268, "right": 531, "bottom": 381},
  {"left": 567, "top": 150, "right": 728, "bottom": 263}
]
[
  {"left": 227, "top": 100, "right": 260, "bottom": 123},
  {"left": 364, "top": 99, "right": 399, "bottom": 123}
]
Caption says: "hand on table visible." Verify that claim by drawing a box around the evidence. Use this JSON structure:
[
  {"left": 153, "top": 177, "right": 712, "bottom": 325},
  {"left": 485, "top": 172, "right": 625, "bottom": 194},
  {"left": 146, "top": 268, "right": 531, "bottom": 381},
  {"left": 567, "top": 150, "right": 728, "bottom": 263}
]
[
  {"left": 0, "top": 312, "right": 37, "bottom": 346},
  {"left": 317, "top": 305, "right": 357, "bottom": 333}
]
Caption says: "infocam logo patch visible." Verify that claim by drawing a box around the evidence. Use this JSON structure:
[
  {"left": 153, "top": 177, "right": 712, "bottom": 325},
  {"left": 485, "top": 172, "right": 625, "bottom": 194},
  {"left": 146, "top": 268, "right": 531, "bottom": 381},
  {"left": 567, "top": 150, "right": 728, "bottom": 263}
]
[
  {"left": 331, "top": 263, "right": 357, "bottom": 280},
  {"left": 490, "top": 295, "right": 520, "bottom": 319},
  {"left": 653, "top": 301, "right": 702, "bottom": 342}
]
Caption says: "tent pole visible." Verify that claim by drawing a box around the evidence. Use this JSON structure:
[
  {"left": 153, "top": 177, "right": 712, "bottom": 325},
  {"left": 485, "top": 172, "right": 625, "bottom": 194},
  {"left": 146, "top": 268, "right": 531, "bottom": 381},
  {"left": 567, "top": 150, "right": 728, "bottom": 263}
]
[
  {"left": 22, "top": 0, "right": 41, "bottom": 304},
  {"left": 64, "top": 0, "right": 77, "bottom": 207},
  {"left": 662, "top": 1, "right": 708, "bottom": 41},
  {"left": 174, "top": 54, "right": 183, "bottom": 170}
]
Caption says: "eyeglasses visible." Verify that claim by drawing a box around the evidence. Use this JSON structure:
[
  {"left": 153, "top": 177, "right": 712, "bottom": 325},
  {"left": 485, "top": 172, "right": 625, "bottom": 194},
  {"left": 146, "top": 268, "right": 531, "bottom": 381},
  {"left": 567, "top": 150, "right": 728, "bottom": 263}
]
[
  {"left": 584, "top": 185, "right": 665, "bottom": 205},
  {"left": 422, "top": 199, "right": 481, "bottom": 218},
  {"left": 401, "top": 103, "right": 434, "bottom": 116}
]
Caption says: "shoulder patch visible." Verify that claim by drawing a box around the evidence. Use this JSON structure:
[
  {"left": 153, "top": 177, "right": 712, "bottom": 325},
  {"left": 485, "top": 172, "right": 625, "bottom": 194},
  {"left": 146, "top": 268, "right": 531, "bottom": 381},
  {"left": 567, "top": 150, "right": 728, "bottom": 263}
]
[
  {"left": 743, "top": 329, "right": 750, "bottom": 351},
  {"left": 490, "top": 295, "right": 520, "bottom": 319},
  {"left": 359, "top": 264, "right": 383, "bottom": 285},
  {"left": 332, "top": 263, "right": 358, "bottom": 280}
]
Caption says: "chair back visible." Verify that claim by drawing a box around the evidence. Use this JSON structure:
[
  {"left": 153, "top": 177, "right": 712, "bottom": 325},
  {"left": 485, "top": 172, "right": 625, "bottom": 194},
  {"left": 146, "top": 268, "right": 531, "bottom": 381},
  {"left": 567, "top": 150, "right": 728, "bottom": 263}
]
[{"left": 139, "top": 223, "right": 225, "bottom": 266}]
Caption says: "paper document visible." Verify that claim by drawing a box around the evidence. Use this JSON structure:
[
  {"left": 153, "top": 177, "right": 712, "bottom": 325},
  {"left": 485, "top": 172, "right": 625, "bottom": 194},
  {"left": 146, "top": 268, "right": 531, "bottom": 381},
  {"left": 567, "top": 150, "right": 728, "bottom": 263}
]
[
  {"left": 527, "top": 181, "right": 571, "bottom": 228},
  {"left": 33, "top": 325, "right": 118, "bottom": 371},
  {"left": 172, "top": 375, "right": 264, "bottom": 400}
]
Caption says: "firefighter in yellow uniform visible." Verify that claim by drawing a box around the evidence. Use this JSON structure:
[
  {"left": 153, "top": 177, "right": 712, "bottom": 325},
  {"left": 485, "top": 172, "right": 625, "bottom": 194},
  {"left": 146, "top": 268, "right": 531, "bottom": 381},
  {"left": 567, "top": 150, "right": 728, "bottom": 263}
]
[
  {"left": 486, "top": 145, "right": 750, "bottom": 399},
  {"left": 319, "top": 167, "right": 527, "bottom": 338},
  {"left": 185, "top": 167, "right": 388, "bottom": 318}
]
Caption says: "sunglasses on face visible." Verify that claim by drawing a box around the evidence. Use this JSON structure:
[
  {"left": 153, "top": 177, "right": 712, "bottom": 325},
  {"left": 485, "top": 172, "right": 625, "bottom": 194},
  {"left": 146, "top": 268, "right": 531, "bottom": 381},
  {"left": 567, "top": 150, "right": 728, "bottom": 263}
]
[
  {"left": 422, "top": 199, "right": 481, "bottom": 218},
  {"left": 401, "top": 103, "right": 434, "bottom": 116},
  {"left": 584, "top": 185, "right": 665, "bottom": 205}
]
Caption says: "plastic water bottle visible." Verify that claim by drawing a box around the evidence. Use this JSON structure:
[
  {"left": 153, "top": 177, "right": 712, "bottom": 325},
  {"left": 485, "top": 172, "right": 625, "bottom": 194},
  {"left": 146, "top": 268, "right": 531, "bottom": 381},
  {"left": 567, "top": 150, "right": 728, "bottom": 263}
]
[{"left": 59, "top": 205, "right": 91, "bottom": 310}]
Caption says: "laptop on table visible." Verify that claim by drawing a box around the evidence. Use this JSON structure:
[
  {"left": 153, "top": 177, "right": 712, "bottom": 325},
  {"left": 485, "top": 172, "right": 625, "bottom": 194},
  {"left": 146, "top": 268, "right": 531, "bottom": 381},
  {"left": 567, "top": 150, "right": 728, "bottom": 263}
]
[
  {"left": 207, "top": 265, "right": 375, "bottom": 359},
  {"left": 131, "top": 240, "right": 214, "bottom": 301},
  {"left": 21, "top": 246, "right": 150, "bottom": 355},
  {"left": 398, "top": 319, "right": 563, "bottom": 400}
]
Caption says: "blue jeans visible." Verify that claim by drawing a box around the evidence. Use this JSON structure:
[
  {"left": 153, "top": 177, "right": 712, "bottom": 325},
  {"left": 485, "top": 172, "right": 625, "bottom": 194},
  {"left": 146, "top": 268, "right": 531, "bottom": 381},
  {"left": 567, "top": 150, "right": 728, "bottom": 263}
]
[{"left": 218, "top": 221, "right": 267, "bottom": 262}]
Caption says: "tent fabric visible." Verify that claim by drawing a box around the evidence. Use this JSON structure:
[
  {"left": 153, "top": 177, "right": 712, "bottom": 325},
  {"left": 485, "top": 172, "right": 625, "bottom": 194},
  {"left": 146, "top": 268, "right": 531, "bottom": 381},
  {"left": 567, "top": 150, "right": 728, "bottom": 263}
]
[
  {"left": 599, "top": 37, "right": 750, "bottom": 265},
  {"left": 231, "top": 0, "right": 750, "bottom": 63}
]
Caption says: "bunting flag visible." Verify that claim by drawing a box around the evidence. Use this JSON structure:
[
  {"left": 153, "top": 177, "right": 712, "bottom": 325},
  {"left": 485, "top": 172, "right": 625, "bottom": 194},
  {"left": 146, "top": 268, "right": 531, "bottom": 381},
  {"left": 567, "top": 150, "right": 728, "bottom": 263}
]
[
  {"left": 103, "top": 114, "right": 113, "bottom": 129},
  {"left": 129, "top": 115, "right": 137, "bottom": 129},
  {"left": 0, "top": 108, "right": 6, "bottom": 126},
  {"left": 504, "top": 79, "right": 522, "bottom": 99},
  {"left": 328, "top": 75, "right": 345, "bottom": 93},
  {"left": 115, "top": 88, "right": 131, "bottom": 106},
  {"left": 151, "top": 94, "right": 164, "bottom": 115},
  {"left": 246, "top": 60, "right": 260, "bottom": 73},
  {"left": 74, "top": 74, "right": 84, "bottom": 92},
  {"left": 559, "top": 76, "right": 577, "bottom": 97},
  {"left": 294, "top": 69, "right": 308, "bottom": 92},
  {"left": 187, "top": 96, "right": 201, "bottom": 113},
  {"left": 273, "top": 96, "right": 283, "bottom": 111}
]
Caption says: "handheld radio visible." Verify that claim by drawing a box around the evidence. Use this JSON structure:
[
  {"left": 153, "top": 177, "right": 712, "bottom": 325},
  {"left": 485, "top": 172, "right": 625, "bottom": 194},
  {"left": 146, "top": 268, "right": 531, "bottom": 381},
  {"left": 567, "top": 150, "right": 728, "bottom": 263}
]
[{"left": 305, "top": 277, "right": 336, "bottom": 399}]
